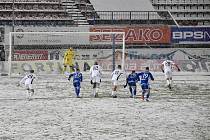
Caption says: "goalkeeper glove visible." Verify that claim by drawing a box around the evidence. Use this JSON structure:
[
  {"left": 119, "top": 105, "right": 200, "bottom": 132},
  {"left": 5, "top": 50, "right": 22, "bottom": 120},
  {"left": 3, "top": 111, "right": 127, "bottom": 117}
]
[
  {"left": 162, "top": 69, "right": 164, "bottom": 73},
  {"left": 124, "top": 85, "right": 127, "bottom": 88},
  {"left": 90, "top": 80, "right": 93, "bottom": 84},
  {"left": 178, "top": 68, "right": 181, "bottom": 71}
]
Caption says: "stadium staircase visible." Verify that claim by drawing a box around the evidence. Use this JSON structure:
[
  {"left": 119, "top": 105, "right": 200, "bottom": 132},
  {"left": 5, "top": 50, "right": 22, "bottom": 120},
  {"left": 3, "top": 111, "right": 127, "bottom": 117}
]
[{"left": 61, "top": 0, "right": 91, "bottom": 25}]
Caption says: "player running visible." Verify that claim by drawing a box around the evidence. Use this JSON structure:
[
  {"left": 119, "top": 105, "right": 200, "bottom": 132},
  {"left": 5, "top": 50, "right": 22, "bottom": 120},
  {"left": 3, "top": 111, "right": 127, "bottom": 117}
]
[
  {"left": 160, "top": 59, "right": 180, "bottom": 89},
  {"left": 63, "top": 47, "right": 75, "bottom": 73},
  {"left": 17, "top": 70, "right": 36, "bottom": 100},
  {"left": 138, "top": 67, "right": 154, "bottom": 101},
  {"left": 111, "top": 65, "right": 125, "bottom": 98},
  {"left": 67, "top": 68, "right": 83, "bottom": 98},
  {"left": 89, "top": 61, "right": 102, "bottom": 97},
  {"left": 124, "top": 70, "right": 139, "bottom": 98}
]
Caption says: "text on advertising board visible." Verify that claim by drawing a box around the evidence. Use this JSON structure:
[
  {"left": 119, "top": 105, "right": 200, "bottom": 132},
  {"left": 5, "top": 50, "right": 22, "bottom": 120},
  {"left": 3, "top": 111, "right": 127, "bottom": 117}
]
[
  {"left": 14, "top": 50, "right": 48, "bottom": 61},
  {"left": 90, "top": 26, "right": 170, "bottom": 44},
  {"left": 171, "top": 27, "right": 210, "bottom": 44}
]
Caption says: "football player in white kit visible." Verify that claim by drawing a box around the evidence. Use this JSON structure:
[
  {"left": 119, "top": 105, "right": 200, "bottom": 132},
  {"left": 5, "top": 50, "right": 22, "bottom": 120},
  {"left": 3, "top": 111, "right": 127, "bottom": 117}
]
[
  {"left": 89, "top": 61, "right": 102, "bottom": 97},
  {"left": 18, "top": 70, "right": 36, "bottom": 100},
  {"left": 160, "top": 59, "right": 180, "bottom": 89},
  {"left": 111, "top": 65, "right": 124, "bottom": 98}
]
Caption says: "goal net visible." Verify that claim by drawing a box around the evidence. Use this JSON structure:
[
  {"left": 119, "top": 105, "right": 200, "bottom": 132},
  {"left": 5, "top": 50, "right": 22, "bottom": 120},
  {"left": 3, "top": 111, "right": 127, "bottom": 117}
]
[{"left": 8, "top": 32, "right": 125, "bottom": 76}]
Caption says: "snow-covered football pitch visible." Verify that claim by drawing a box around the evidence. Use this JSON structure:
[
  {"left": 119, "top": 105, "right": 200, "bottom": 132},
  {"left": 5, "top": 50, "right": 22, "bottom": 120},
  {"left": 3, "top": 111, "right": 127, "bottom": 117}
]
[{"left": 0, "top": 72, "right": 210, "bottom": 140}]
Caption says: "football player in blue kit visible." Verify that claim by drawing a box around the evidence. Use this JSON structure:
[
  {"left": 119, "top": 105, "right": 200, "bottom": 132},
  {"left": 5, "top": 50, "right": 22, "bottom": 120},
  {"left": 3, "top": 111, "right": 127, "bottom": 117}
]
[
  {"left": 124, "top": 70, "right": 140, "bottom": 98},
  {"left": 138, "top": 67, "right": 154, "bottom": 101},
  {"left": 68, "top": 68, "right": 83, "bottom": 98}
]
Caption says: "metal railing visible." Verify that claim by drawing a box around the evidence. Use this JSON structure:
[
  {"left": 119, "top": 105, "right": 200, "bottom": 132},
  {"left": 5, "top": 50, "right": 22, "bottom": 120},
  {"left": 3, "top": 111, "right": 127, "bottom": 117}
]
[{"left": 86, "top": 11, "right": 177, "bottom": 25}]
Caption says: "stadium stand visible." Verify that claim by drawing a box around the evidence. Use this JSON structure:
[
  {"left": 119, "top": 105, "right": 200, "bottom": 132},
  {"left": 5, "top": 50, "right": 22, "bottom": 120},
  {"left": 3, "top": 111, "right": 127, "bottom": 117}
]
[
  {"left": 0, "top": 0, "right": 74, "bottom": 26},
  {"left": 151, "top": 0, "right": 210, "bottom": 26},
  {"left": 1, "top": 0, "right": 209, "bottom": 26},
  {"left": 73, "top": 0, "right": 178, "bottom": 26}
]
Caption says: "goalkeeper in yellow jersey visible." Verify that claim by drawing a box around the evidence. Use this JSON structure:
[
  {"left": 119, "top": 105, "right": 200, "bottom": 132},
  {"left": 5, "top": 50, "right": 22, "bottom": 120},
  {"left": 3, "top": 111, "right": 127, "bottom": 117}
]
[{"left": 63, "top": 47, "right": 75, "bottom": 73}]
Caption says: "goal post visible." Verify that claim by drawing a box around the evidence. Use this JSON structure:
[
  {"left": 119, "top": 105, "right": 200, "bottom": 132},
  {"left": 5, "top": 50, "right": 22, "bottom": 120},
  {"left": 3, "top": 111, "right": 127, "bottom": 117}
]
[{"left": 8, "top": 31, "right": 125, "bottom": 76}]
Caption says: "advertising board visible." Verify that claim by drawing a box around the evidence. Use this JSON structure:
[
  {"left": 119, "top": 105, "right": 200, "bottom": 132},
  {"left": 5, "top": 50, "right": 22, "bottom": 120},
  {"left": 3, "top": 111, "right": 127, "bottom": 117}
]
[
  {"left": 90, "top": 26, "right": 171, "bottom": 44},
  {"left": 171, "top": 26, "right": 210, "bottom": 44},
  {"left": 14, "top": 50, "right": 48, "bottom": 61}
]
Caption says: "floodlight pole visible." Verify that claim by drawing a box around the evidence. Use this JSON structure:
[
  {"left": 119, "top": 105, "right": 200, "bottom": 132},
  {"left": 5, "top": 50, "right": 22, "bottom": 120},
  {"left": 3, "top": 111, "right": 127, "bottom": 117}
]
[
  {"left": 9, "top": 0, "right": 15, "bottom": 77},
  {"left": 112, "top": 34, "right": 115, "bottom": 71},
  {"left": 12, "top": 0, "right": 15, "bottom": 33},
  {"left": 122, "top": 33, "right": 125, "bottom": 71}
]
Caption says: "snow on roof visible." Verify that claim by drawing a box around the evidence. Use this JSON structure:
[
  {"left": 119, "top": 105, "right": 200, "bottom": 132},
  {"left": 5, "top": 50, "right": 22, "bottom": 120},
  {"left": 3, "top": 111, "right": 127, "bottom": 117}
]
[{"left": 89, "top": 0, "right": 155, "bottom": 11}]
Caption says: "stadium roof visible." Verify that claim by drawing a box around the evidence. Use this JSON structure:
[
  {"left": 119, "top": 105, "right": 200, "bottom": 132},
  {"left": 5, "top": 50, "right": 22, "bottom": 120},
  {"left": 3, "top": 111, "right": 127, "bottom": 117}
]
[{"left": 89, "top": 0, "right": 155, "bottom": 11}]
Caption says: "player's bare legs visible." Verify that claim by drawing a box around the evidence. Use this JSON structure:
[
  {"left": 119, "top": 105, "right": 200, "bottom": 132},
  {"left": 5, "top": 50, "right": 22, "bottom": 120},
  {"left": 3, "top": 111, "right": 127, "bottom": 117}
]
[
  {"left": 164, "top": 70, "right": 173, "bottom": 89},
  {"left": 93, "top": 83, "right": 97, "bottom": 97},
  {"left": 111, "top": 85, "right": 117, "bottom": 98},
  {"left": 166, "top": 77, "right": 172, "bottom": 89},
  {"left": 27, "top": 87, "right": 34, "bottom": 101},
  {"left": 92, "top": 82, "right": 100, "bottom": 98},
  {"left": 96, "top": 83, "right": 100, "bottom": 97}
]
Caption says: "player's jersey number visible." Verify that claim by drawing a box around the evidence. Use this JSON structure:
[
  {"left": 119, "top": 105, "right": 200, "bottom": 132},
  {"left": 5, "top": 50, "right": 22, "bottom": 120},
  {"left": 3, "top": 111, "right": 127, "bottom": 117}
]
[
  {"left": 27, "top": 74, "right": 34, "bottom": 79},
  {"left": 114, "top": 71, "right": 119, "bottom": 75},
  {"left": 142, "top": 74, "right": 148, "bottom": 80}
]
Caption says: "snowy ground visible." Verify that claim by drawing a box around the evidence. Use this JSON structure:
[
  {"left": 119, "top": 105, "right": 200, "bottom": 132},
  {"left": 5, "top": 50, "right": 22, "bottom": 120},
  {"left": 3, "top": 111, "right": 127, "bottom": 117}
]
[{"left": 0, "top": 72, "right": 210, "bottom": 140}]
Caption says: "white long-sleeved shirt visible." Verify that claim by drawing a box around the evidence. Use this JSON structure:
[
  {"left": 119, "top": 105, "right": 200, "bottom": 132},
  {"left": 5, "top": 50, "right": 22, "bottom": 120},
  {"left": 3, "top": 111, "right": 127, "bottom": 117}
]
[
  {"left": 111, "top": 69, "right": 124, "bottom": 81},
  {"left": 20, "top": 73, "right": 36, "bottom": 85},
  {"left": 89, "top": 65, "right": 102, "bottom": 79},
  {"left": 162, "top": 60, "right": 175, "bottom": 72}
]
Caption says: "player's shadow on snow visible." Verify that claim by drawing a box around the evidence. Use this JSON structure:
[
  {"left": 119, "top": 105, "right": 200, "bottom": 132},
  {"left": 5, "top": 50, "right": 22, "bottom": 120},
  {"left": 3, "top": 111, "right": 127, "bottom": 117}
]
[{"left": 0, "top": 95, "right": 135, "bottom": 102}]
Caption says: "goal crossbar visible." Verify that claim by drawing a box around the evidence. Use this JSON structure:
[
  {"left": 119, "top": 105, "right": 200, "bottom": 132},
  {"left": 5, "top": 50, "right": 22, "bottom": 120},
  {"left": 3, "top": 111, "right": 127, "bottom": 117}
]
[{"left": 9, "top": 31, "right": 126, "bottom": 76}]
